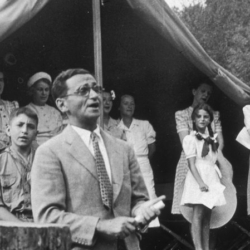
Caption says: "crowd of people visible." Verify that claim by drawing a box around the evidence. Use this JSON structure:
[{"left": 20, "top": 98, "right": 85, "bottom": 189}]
[
  {"left": 0, "top": 67, "right": 247, "bottom": 250},
  {"left": 0, "top": 68, "right": 165, "bottom": 250}
]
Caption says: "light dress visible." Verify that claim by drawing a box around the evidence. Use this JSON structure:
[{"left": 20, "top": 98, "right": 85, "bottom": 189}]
[
  {"left": 172, "top": 106, "right": 222, "bottom": 214},
  {"left": 180, "top": 132, "right": 226, "bottom": 209},
  {"left": 26, "top": 103, "right": 63, "bottom": 145}
]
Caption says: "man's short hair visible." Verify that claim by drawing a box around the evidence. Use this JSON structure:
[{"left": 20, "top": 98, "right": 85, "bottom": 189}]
[
  {"left": 9, "top": 107, "right": 39, "bottom": 127},
  {"left": 52, "top": 68, "right": 94, "bottom": 100}
]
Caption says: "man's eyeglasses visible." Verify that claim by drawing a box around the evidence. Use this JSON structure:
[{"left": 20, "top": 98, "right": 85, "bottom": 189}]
[{"left": 62, "top": 85, "right": 104, "bottom": 98}]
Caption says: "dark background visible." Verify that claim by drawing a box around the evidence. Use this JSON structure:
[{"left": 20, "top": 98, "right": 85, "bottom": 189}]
[{"left": 0, "top": 0, "right": 247, "bottom": 191}]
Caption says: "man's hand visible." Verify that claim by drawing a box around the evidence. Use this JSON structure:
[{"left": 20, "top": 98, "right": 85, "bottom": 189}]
[
  {"left": 134, "top": 195, "right": 166, "bottom": 227},
  {"left": 96, "top": 217, "right": 136, "bottom": 240}
]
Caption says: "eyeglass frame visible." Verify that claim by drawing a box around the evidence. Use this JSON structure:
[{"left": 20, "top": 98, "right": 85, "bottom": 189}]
[{"left": 60, "top": 84, "right": 105, "bottom": 98}]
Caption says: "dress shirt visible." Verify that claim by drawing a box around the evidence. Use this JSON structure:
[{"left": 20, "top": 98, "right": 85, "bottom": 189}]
[
  {"left": 71, "top": 125, "right": 112, "bottom": 182},
  {"left": 118, "top": 118, "right": 156, "bottom": 157}
]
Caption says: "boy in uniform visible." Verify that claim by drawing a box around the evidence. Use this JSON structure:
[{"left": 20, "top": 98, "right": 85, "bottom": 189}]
[{"left": 0, "top": 107, "right": 38, "bottom": 222}]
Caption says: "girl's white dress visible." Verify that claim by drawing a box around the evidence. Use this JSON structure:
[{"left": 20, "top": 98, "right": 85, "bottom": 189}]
[{"left": 180, "top": 132, "right": 226, "bottom": 209}]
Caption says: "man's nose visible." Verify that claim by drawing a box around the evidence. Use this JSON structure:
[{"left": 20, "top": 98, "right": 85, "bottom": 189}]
[
  {"left": 89, "top": 88, "right": 98, "bottom": 98},
  {"left": 22, "top": 125, "right": 28, "bottom": 133}
]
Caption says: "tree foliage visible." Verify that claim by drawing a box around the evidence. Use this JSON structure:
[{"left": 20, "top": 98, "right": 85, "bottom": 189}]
[{"left": 177, "top": 0, "right": 250, "bottom": 84}]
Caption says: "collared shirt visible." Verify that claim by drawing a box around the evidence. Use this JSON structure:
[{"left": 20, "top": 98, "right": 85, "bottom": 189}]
[
  {"left": 118, "top": 118, "right": 156, "bottom": 157},
  {"left": 0, "top": 146, "right": 35, "bottom": 214},
  {"left": 71, "top": 125, "right": 112, "bottom": 182}
]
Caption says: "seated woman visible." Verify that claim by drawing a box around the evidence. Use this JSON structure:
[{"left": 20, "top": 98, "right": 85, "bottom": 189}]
[
  {"left": 103, "top": 90, "right": 126, "bottom": 140},
  {"left": 0, "top": 71, "right": 19, "bottom": 150},
  {"left": 26, "top": 72, "right": 63, "bottom": 145}
]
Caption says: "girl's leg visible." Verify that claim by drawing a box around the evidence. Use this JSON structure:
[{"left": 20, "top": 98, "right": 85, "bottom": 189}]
[
  {"left": 202, "top": 207, "right": 212, "bottom": 250},
  {"left": 192, "top": 205, "right": 205, "bottom": 250}
]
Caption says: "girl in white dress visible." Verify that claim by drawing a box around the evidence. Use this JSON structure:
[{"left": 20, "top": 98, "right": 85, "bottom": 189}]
[{"left": 181, "top": 103, "right": 226, "bottom": 250}]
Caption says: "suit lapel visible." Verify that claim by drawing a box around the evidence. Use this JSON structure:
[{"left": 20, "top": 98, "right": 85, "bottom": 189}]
[
  {"left": 63, "top": 125, "right": 98, "bottom": 180},
  {"left": 101, "top": 129, "right": 123, "bottom": 203}
]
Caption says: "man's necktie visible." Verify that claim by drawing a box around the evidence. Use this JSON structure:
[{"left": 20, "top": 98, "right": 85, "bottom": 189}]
[{"left": 91, "top": 132, "right": 113, "bottom": 209}]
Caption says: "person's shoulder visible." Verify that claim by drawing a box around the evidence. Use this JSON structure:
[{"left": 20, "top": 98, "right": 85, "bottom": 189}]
[
  {"left": 243, "top": 105, "right": 250, "bottom": 113},
  {"left": 36, "top": 129, "right": 65, "bottom": 153},
  {"left": 133, "top": 118, "right": 149, "bottom": 125},
  {"left": 175, "top": 107, "right": 190, "bottom": 116},
  {"left": 2, "top": 99, "right": 18, "bottom": 108},
  {"left": 101, "top": 129, "right": 129, "bottom": 149},
  {"left": 0, "top": 147, "right": 14, "bottom": 164},
  {"left": 109, "top": 117, "right": 119, "bottom": 126},
  {"left": 45, "top": 104, "right": 61, "bottom": 114},
  {"left": 183, "top": 131, "right": 196, "bottom": 141}
]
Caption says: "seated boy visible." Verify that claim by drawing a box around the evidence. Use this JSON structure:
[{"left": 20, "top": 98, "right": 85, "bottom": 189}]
[{"left": 0, "top": 107, "right": 38, "bottom": 222}]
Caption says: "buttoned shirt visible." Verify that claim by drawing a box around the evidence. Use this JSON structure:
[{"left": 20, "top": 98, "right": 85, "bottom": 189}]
[
  {"left": 118, "top": 118, "right": 156, "bottom": 157},
  {"left": 0, "top": 146, "right": 34, "bottom": 214},
  {"left": 71, "top": 125, "right": 112, "bottom": 182}
]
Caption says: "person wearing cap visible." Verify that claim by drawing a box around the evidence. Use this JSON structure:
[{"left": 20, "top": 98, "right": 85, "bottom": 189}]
[
  {"left": 0, "top": 71, "right": 19, "bottom": 150},
  {"left": 26, "top": 72, "right": 63, "bottom": 145}
]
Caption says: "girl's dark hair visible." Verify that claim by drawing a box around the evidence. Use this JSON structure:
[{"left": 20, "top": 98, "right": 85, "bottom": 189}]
[{"left": 192, "top": 103, "right": 214, "bottom": 137}]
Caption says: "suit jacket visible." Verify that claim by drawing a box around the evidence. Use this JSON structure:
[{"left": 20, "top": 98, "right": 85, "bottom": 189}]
[{"left": 31, "top": 125, "right": 149, "bottom": 250}]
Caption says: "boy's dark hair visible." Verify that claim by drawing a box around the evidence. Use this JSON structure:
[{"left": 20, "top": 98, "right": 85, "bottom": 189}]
[
  {"left": 52, "top": 68, "right": 94, "bottom": 100},
  {"left": 9, "top": 107, "right": 39, "bottom": 126}
]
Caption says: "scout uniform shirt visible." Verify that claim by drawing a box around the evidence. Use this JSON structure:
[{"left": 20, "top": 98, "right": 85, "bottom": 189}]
[{"left": 0, "top": 146, "right": 35, "bottom": 221}]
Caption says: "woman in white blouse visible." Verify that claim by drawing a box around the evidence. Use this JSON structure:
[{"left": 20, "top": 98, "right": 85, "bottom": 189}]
[
  {"left": 118, "top": 94, "right": 157, "bottom": 199},
  {"left": 26, "top": 72, "right": 63, "bottom": 145}
]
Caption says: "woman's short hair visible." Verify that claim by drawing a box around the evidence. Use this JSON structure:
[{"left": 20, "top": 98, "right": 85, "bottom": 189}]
[
  {"left": 9, "top": 107, "right": 39, "bottom": 126},
  {"left": 52, "top": 68, "right": 94, "bottom": 100}
]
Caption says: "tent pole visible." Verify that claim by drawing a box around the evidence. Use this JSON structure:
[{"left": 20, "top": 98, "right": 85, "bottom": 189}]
[{"left": 92, "top": 0, "right": 104, "bottom": 128}]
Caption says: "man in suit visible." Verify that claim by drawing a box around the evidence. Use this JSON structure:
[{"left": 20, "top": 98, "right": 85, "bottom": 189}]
[{"left": 31, "top": 68, "right": 165, "bottom": 250}]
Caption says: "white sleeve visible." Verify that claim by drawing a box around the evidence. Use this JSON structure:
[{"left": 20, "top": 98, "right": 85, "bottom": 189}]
[
  {"left": 243, "top": 105, "right": 250, "bottom": 130},
  {"left": 182, "top": 135, "right": 196, "bottom": 159}
]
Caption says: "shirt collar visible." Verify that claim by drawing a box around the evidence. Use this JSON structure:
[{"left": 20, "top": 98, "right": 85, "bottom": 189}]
[
  {"left": 118, "top": 118, "right": 138, "bottom": 130},
  {"left": 71, "top": 124, "right": 101, "bottom": 146}
]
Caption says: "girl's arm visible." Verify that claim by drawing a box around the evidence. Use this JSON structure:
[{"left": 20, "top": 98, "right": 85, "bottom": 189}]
[
  {"left": 187, "top": 157, "right": 209, "bottom": 192},
  {"left": 214, "top": 111, "right": 224, "bottom": 151},
  {"left": 217, "top": 132, "right": 224, "bottom": 151}
]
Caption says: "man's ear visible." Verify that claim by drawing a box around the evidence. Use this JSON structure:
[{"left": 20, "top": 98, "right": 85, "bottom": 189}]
[
  {"left": 56, "top": 98, "right": 68, "bottom": 113},
  {"left": 192, "top": 89, "right": 196, "bottom": 96},
  {"left": 6, "top": 125, "right": 11, "bottom": 136}
]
